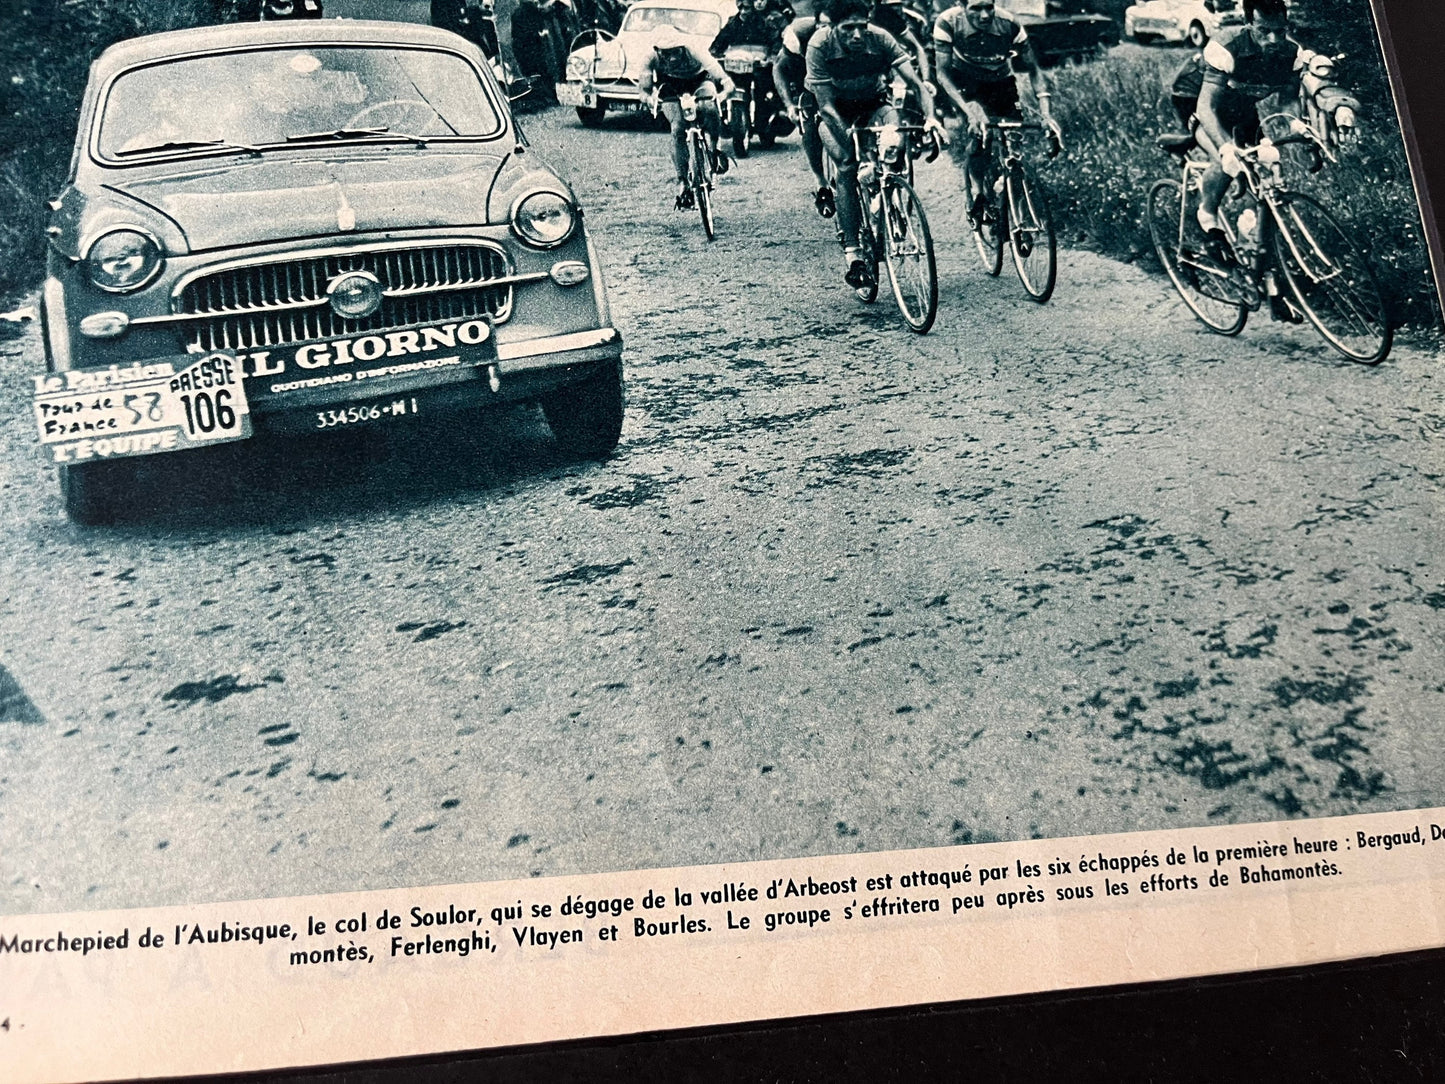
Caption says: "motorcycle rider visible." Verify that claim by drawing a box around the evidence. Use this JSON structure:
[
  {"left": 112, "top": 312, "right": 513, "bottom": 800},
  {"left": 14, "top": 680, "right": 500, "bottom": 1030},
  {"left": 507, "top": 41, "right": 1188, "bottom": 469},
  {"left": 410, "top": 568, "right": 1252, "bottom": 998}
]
[
  {"left": 641, "top": 30, "right": 738, "bottom": 209},
  {"left": 712, "top": 0, "right": 790, "bottom": 146}
]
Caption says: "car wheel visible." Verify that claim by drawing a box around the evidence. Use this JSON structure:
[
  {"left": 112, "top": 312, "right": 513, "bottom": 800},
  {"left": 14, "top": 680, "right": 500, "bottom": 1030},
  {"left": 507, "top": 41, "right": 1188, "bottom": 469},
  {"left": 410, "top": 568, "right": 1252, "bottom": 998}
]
[
  {"left": 59, "top": 459, "right": 136, "bottom": 525},
  {"left": 576, "top": 104, "right": 608, "bottom": 127},
  {"left": 1187, "top": 20, "right": 1207, "bottom": 47},
  {"left": 540, "top": 360, "right": 624, "bottom": 460}
]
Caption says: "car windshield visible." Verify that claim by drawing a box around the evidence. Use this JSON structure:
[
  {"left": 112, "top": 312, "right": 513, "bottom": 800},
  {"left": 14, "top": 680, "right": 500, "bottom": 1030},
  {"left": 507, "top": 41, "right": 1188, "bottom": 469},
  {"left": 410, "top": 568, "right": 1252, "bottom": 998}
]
[
  {"left": 1007, "top": 0, "right": 1047, "bottom": 16},
  {"left": 97, "top": 46, "right": 501, "bottom": 160},
  {"left": 621, "top": 7, "right": 723, "bottom": 36}
]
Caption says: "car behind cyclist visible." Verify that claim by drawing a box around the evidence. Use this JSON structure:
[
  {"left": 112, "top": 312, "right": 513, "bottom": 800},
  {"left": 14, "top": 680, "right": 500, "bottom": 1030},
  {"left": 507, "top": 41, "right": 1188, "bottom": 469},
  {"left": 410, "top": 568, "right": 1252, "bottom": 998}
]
[
  {"left": 932, "top": 0, "right": 1057, "bottom": 224},
  {"left": 806, "top": 0, "right": 943, "bottom": 287},
  {"left": 640, "top": 31, "right": 737, "bottom": 210}
]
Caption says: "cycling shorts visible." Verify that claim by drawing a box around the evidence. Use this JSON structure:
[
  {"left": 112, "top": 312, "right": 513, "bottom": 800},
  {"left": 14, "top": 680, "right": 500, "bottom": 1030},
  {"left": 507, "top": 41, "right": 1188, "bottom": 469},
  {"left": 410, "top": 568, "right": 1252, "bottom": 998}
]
[
  {"left": 950, "top": 72, "right": 1021, "bottom": 120},
  {"left": 835, "top": 95, "right": 893, "bottom": 129},
  {"left": 657, "top": 73, "right": 716, "bottom": 100}
]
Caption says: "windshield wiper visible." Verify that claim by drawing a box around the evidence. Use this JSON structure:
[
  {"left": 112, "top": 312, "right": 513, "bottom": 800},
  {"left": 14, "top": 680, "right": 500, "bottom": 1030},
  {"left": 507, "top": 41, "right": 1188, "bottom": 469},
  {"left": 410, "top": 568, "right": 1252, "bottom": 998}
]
[
  {"left": 114, "top": 137, "right": 262, "bottom": 158},
  {"left": 284, "top": 126, "right": 429, "bottom": 147}
]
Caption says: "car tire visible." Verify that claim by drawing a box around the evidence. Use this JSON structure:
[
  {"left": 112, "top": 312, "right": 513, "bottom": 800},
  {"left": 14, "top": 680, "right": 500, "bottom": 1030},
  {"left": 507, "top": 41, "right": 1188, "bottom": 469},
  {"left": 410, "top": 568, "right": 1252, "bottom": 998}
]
[
  {"left": 59, "top": 459, "right": 136, "bottom": 525},
  {"left": 576, "top": 104, "right": 608, "bottom": 127},
  {"left": 1187, "top": 20, "right": 1207, "bottom": 47},
  {"left": 540, "top": 359, "right": 624, "bottom": 460}
]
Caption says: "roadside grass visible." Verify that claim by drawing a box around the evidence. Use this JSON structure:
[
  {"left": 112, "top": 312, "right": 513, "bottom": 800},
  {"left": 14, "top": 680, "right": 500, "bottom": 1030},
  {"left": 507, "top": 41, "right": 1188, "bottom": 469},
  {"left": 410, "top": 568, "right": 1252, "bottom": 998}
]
[{"left": 1015, "top": 48, "right": 1441, "bottom": 331}]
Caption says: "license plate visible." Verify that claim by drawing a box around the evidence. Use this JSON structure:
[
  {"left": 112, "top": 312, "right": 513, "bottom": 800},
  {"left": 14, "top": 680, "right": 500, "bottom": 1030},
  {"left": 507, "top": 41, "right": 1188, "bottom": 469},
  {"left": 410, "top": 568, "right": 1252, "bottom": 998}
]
[
  {"left": 557, "top": 82, "right": 595, "bottom": 107},
  {"left": 315, "top": 397, "right": 419, "bottom": 430},
  {"left": 34, "top": 352, "right": 252, "bottom": 465},
  {"left": 723, "top": 58, "right": 753, "bottom": 73}
]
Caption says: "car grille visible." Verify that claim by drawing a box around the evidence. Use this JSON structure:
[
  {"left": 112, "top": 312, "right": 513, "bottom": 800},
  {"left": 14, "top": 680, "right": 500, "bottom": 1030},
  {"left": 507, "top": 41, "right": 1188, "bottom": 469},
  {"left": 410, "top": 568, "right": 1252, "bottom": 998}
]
[{"left": 175, "top": 243, "right": 512, "bottom": 354}]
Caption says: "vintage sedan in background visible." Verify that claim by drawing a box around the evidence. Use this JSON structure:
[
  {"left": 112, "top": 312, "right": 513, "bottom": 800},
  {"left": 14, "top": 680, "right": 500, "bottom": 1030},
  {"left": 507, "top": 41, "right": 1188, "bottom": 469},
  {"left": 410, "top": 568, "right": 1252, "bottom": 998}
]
[
  {"left": 557, "top": 0, "right": 737, "bottom": 126},
  {"left": 1123, "top": 0, "right": 1242, "bottom": 46},
  {"left": 1009, "top": 0, "right": 1120, "bottom": 65},
  {"left": 39, "top": 20, "right": 624, "bottom": 523}
]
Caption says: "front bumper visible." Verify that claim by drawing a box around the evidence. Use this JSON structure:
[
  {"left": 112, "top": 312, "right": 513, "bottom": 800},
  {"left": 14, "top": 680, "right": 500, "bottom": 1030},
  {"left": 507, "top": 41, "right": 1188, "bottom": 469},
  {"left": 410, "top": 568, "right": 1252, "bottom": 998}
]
[{"left": 558, "top": 80, "right": 644, "bottom": 109}]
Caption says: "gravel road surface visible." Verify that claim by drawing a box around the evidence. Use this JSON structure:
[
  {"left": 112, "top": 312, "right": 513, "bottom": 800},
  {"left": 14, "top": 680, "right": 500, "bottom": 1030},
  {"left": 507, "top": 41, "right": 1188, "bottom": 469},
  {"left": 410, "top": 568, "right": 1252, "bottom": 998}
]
[{"left": 2, "top": 105, "right": 1442, "bottom": 914}]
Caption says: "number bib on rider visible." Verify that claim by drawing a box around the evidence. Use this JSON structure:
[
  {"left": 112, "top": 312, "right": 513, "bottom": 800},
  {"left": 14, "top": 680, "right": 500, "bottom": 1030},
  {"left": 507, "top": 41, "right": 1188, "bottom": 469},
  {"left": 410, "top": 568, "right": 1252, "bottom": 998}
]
[{"left": 32, "top": 353, "right": 252, "bottom": 465}]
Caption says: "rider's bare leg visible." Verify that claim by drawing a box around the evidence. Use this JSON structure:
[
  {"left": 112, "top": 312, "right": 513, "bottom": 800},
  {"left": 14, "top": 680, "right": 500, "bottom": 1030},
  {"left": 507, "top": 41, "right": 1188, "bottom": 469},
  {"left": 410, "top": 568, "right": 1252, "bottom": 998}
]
[{"left": 801, "top": 119, "right": 828, "bottom": 189}]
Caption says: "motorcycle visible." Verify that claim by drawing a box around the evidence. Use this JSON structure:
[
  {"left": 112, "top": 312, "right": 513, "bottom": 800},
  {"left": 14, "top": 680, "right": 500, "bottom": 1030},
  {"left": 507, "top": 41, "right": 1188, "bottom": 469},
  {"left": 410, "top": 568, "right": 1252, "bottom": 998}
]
[{"left": 719, "top": 43, "right": 790, "bottom": 157}]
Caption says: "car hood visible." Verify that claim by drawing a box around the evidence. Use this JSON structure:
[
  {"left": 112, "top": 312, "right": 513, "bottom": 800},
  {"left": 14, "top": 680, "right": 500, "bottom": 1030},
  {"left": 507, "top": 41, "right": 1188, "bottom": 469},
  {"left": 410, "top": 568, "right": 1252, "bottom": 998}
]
[
  {"left": 101, "top": 150, "right": 510, "bottom": 253},
  {"left": 568, "top": 30, "right": 716, "bottom": 81}
]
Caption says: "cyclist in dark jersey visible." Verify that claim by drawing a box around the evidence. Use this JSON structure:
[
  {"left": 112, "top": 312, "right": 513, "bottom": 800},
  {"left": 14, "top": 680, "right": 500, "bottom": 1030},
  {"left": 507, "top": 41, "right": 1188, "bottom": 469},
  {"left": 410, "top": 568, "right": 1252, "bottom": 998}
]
[
  {"left": 775, "top": 13, "right": 835, "bottom": 215},
  {"left": 806, "top": 0, "right": 943, "bottom": 287},
  {"left": 932, "top": 0, "right": 1056, "bottom": 223},
  {"left": 640, "top": 33, "right": 737, "bottom": 210},
  {"left": 1193, "top": 0, "right": 1304, "bottom": 233}
]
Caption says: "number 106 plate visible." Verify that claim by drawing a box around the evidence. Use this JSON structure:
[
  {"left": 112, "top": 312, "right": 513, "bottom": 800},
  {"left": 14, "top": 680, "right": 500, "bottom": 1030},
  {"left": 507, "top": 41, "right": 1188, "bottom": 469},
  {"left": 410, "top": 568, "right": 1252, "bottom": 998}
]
[{"left": 33, "top": 353, "right": 252, "bottom": 465}]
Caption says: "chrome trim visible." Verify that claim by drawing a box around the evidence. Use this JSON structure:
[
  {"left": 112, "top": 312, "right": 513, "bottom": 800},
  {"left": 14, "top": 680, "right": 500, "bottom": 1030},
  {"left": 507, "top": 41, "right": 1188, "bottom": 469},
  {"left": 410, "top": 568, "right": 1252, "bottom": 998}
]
[
  {"left": 168, "top": 238, "right": 515, "bottom": 305},
  {"left": 132, "top": 268, "right": 551, "bottom": 327},
  {"left": 496, "top": 327, "right": 619, "bottom": 362}
]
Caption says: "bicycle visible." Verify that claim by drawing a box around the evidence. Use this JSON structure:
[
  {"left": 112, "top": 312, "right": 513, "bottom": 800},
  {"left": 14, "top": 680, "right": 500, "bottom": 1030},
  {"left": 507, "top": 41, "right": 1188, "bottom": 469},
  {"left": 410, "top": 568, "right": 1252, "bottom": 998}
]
[
  {"left": 842, "top": 123, "right": 940, "bottom": 333},
  {"left": 1145, "top": 114, "right": 1392, "bottom": 364},
  {"left": 669, "top": 92, "right": 718, "bottom": 241},
  {"left": 966, "top": 118, "right": 1060, "bottom": 303}
]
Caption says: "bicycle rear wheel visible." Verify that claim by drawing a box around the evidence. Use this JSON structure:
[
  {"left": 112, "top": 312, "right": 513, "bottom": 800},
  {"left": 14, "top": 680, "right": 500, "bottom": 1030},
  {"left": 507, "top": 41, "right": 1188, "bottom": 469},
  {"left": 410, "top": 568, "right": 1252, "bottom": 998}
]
[
  {"left": 1005, "top": 163, "right": 1056, "bottom": 302},
  {"left": 1146, "top": 178, "right": 1247, "bottom": 335},
  {"left": 1270, "top": 192, "right": 1392, "bottom": 364},
  {"left": 881, "top": 177, "right": 938, "bottom": 333}
]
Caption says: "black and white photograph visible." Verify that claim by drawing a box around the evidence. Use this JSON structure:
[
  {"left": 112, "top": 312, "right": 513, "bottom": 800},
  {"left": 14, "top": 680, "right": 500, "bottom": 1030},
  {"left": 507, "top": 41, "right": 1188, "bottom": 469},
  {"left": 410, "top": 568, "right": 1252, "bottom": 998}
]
[{"left": 0, "top": 0, "right": 1440, "bottom": 956}]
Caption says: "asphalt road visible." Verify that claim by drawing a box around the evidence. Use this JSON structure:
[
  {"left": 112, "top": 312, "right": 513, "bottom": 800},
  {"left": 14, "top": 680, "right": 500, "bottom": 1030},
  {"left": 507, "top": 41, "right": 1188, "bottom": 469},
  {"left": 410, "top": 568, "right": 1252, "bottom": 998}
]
[{"left": 2, "top": 106, "right": 1443, "bottom": 915}]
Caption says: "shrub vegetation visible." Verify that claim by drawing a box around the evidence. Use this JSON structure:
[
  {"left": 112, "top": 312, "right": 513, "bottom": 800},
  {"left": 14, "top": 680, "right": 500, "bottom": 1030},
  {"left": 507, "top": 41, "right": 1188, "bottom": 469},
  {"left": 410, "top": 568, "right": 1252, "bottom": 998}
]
[{"left": 1028, "top": 42, "right": 1439, "bottom": 330}]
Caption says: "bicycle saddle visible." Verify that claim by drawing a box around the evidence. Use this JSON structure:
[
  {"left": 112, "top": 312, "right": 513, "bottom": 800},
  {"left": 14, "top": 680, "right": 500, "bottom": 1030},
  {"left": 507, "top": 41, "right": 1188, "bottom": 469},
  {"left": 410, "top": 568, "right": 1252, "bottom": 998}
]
[{"left": 1157, "top": 132, "right": 1197, "bottom": 156}]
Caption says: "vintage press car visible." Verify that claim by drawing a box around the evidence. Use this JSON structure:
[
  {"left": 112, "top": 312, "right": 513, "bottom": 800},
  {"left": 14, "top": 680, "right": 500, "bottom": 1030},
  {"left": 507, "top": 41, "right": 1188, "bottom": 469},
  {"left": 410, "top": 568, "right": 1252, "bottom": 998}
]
[{"left": 39, "top": 20, "right": 624, "bottom": 523}]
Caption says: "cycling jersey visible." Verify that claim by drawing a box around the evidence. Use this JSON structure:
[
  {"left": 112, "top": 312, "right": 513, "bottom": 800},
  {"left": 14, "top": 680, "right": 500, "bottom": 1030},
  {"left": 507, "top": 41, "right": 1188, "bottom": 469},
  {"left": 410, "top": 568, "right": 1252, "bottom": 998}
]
[
  {"left": 932, "top": 5, "right": 1026, "bottom": 83},
  {"left": 1201, "top": 26, "right": 1303, "bottom": 103},
  {"left": 805, "top": 24, "right": 910, "bottom": 104},
  {"left": 645, "top": 45, "right": 728, "bottom": 98}
]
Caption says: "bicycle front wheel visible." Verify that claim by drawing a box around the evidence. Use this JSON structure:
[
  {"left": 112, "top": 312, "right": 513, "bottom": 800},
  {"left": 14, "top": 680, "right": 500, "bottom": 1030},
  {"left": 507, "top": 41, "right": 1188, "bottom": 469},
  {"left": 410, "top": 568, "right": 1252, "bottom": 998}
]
[
  {"left": 853, "top": 179, "right": 880, "bottom": 303},
  {"left": 1270, "top": 192, "right": 1392, "bottom": 364},
  {"left": 1145, "top": 178, "right": 1247, "bottom": 336},
  {"left": 969, "top": 173, "right": 1003, "bottom": 276},
  {"left": 1005, "top": 164, "right": 1056, "bottom": 302},
  {"left": 690, "top": 133, "right": 715, "bottom": 241},
  {"left": 881, "top": 177, "right": 938, "bottom": 333}
]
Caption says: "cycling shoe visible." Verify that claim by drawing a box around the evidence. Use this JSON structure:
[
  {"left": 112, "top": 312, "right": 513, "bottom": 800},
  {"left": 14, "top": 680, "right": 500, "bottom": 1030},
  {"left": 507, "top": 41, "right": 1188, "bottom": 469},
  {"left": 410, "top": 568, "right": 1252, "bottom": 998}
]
[
  {"left": 814, "top": 186, "right": 836, "bottom": 218},
  {"left": 844, "top": 258, "right": 872, "bottom": 289},
  {"left": 713, "top": 150, "right": 730, "bottom": 175},
  {"left": 675, "top": 188, "right": 695, "bottom": 211},
  {"left": 1269, "top": 294, "right": 1304, "bottom": 324}
]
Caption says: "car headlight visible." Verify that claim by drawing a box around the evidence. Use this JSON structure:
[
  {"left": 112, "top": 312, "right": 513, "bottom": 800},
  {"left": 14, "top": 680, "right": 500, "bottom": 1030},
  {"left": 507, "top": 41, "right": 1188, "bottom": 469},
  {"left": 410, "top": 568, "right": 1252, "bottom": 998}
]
[
  {"left": 86, "top": 229, "right": 163, "bottom": 293},
  {"left": 567, "top": 54, "right": 589, "bottom": 78},
  {"left": 512, "top": 192, "right": 577, "bottom": 248}
]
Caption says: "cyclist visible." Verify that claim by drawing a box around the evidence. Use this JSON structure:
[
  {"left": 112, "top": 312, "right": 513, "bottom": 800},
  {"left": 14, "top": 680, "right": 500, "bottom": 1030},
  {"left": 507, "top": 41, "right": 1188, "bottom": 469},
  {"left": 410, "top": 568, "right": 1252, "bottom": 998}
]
[
  {"left": 806, "top": 0, "right": 944, "bottom": 288},
  {"left": 932, "top": 0, "right": 1058, "bottom": 226},
  {"left": 774, "top": 13, "right": 835, "bottom": 216},
  {"left": 1192, "top": 0, "right": 1357, "bottom": 234},
  {"left": 871, "top": 0, "right": 931, "bottom": 83},
  {"left": 640, "top": 31, "right": 737, "bottom": 210}
]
